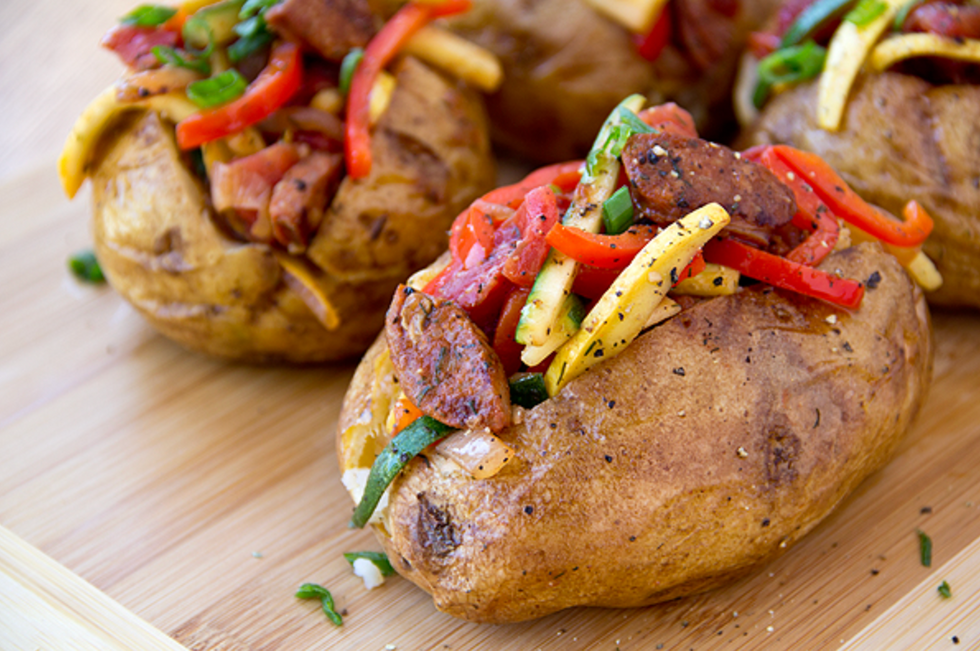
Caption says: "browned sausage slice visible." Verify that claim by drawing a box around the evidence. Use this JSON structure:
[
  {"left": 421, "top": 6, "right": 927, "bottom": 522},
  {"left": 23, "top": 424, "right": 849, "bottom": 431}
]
[
  {"left": 385, "top": 286, "right": 511, "bottom": 433},
  {"left": 624, "top": 132, "right": 796, "bottom": 247}
]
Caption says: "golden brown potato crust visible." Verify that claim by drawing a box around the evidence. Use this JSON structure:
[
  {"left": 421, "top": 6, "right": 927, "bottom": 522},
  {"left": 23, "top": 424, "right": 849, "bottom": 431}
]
[
  {"left": 90, "top": 57, "right": 493, "bottom": 363},
  {"left": 742, "top": 72, "right": 980, "bottom": 309},
  {"left": 444, "top": 0, "right": 781, "bottom": 162},
  {"left": 339, "top": 243, "right": 931, "bottom": 623}
]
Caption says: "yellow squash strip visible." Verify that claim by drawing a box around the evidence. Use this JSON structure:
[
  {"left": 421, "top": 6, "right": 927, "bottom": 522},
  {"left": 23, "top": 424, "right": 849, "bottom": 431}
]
[
  {"left": 906, "top": 251, "right": 943, "bottom": 292},
  {"left": 582, "top": 0, "right": 669, "bottom": 33},
  {"left": 520, "top": 295, "right": 585, "bottom": 367},
  {"left": 817, "top": 0, "right": 905, "bottom": 131},
  {"left": 369, "top": 71, "right": 397, "bottom": 125},
  {"left": 403, "top": 25, "right": 503, "bottom": 92},
  {"left": 274, "top": 252, "right": 342, "bottom": 330},
  {"left": 545, "top": 203, "right": 731, "bottom": 396},
  {"left": 672, "top": 262, "right": 740, "bottom": 296},
  {"left": 869, "top": 33, "right": 980, "bottom": 72}
]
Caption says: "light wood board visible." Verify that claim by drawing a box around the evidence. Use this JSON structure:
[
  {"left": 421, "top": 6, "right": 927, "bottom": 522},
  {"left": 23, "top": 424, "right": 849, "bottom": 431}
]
[{"left": 1, "top": 163, "right": 979, "bottom": 650}]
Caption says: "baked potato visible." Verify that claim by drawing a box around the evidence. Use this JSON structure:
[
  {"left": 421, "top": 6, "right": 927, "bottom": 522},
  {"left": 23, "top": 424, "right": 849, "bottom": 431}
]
[
  {"left": 737, "top": 0, "right": 980, "bottom": 309},
  {"left": 422, "top": 0, "right": 784, "bottom": 161},
  {"left": 61, "top": 0, "right": 495, "bottom": 363},
  {"left": 336, "top": 99, "right": 934, "bottom": 623}
]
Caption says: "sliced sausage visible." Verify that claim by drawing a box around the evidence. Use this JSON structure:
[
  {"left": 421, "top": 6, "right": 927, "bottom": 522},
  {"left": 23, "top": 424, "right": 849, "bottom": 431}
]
[
  {"left": 270, "top": 151, "right": 344, "bottom": 251},
  {"left": 265, "top": 0, "right": 376, "bottom": 62},
  {"left": 624, "top": 132, "right": 797, "bottom": 247},
  {"left": 385, "top": 286, "right": 511, "bottom": 433}
]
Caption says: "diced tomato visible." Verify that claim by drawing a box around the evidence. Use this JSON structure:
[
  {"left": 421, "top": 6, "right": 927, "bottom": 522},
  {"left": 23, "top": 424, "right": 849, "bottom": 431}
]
[
  {"left": 502, "top": 186, "right": 560, "bottom": 287},
  {"left": 633, "top": 7, "right": 672, "bottom": 62},
  {"left": 492, "top": 286, "right": 531, "bottom": 376},
  {"left": 100, "top": 24, "right": 180, "bottom": 70},
  {"left": 450, "top": 203, "right": 496, "bottom": 269},
  {"left": 637, "top": 103, "right": 699, "bottom": 138},
  {"left": 903, "top": 2, "right": 980, "bottom": 39}
]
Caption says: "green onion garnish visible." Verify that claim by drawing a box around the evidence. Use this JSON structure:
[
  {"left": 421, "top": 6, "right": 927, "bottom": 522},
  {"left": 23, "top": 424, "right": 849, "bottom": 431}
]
[
  {"left": 846, "top": 0, "right": 887, "bottom": 27},
  {"left": 120, "top": 4, "right": 178, "bottom": 27},
  {"left": 509, "top": 373, "right": 549, "bottom": 409},
  {"left": 240, "top": 0, "right": 281, "bottom": 19},
  {"left": 752, "top": 41, "right": 827, "bottom": 109},
  {"left": 917, "top": 529, "right": 933, "bottom": 567},
  {"left": 602, "top": 185, "right": 635, "bottom": 235},
  {"left": 68, "top": 250, "right": 105, "bottom": 283},
  {"left": 780, "top": 0, "right": 856, "bottom": 48},
  {"left": 340, "top": 48, "right": 365, "bottom": 95},
  {"left": 350, "top": 416, "right": 454, "bottom": 528},
  {"left": 938, "top": 580, "right": 952, "bottom": 599},
  {"left": 892, "top": 0, "right": 923, "bottom": 31},
  {"left": 343, "top": 551, "right": 397, "bottom": 577},
  {"left": 228, "top": 31, "right": 273, "bottom": 62},
  {"left": 295, "top": 583, "right": 343, "bottom": 626},
  {"left": 151, "top": 45, "right": 211, "bottom": 75},
  {"left": 186, "top": 69, "right": 248, "bottom": 108}
]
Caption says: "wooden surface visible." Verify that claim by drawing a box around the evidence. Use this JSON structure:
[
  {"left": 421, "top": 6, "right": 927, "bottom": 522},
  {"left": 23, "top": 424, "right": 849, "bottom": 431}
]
[{"left": 2, "top": 1, "right": 980, "bottom": 649}]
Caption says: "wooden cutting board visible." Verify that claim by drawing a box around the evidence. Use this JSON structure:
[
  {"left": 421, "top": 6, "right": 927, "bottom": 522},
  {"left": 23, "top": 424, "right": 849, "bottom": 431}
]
[{"left": 1, "top": 163, "right": 979, "bottom": 650}]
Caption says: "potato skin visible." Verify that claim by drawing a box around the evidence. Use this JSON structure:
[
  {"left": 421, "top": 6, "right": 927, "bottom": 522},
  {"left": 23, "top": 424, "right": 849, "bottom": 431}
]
[
  {"left": 741, "top": 72, "right": 980, "bottom": 309},
  {"left": 444, "top": 0, "right": 781, "bottom": 162},
  {"left": 90, "top": 57, "right": 493, "bottom": 363},
  {"left": 339, "top": 243, "right": 931, "bottom": 623}
]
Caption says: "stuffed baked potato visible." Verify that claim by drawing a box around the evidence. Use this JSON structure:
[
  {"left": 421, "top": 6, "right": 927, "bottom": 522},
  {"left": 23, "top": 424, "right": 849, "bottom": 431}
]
[
  {"left": 337, "top": 98, "right": 934, "bottom": 622},
  {"left": 738, "top": 0, "right": 980, "bottom": 309},
  {"left": 416, "top": 0, "right": 783, "bottom": 161},
  {"left": 61, "top": 0, "right": 495, "bottom": 362}
]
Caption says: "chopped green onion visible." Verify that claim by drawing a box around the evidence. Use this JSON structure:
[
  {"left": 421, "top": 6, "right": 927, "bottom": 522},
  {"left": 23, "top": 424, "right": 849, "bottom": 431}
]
[
  {"left": 615, "top": 106, "right": 656, "bottom": 138},
  {"left": 151, "top": 45, "right": 211, "bottom": 75},
  {"left": 892, "top": 0, "right": 923, "bottom": 31},
  {"left": 752, "top": 41, "right": 827, "bottom": 108},
  {"left": 68, "top": 250, "right": 105, "bottom": 283},
  {"left": 340, "top": 48, "right": 365, "bottom": 95},
  {"left": 917, "top": 529, "right": 933, "bottom": 567},
  {"left": 350, "top": 416, "right": 454, "bottom": 528},
  {"left": 602, "top": 185, "right": 634, "bottom": 235},
  {"left": 120, "top": 4, "right": 177, "bottom": 27},
  {"left": 240, "top": 0, "right": 281, "bottom": 20},
  {"left": 343, "top": 551, "right": 396, "bottom": 577},
  {"left": 938, "top": 580, "right": 952, "bottom": 599},
  {"left": 509, "top": 373, "right": 549, "bottom": 409},
  {"left": 295, "top": 583, "right": 343, "bottom": 626},
  {"left": 780, "top": 0, "right": 856, "bottom": 48},
  {"left": 186, "top": 69, "right": 248, "bottom": 108},
  {"left": 846, "top": 0, "right": 887, "bottom": 27},
  {"left": 228, "top": 31, "right": 273, "bottom": 62}
]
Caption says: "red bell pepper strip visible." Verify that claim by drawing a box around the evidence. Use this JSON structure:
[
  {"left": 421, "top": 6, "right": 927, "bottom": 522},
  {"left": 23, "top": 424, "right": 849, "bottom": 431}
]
[
  {"left": 493, "top": 286, "right": 532, "bottom": 376},
  {"left": 637, "top": 103, "right": 699, "bottom": 138},
  {"left": 633, "top": 7, "right": 672, "bottom": 61},
  {"left": 753, "top": 146, "right": 839, "bottom": 266},
  {"left": 502, "top": 186, "right": 561, "bottom": 287},
  {"left": 176, "top": 41, "right": 302, "bottom": 149},
  {"left": 546, "top": 223, "right": 659, "bottom": 269},
  {"left": 704, "top": 238, "right": 864, "bottom": 309},
  {"left": 770, "top": 145, "right": 933, "bottom": 248},
  {"left": 481, "top": 161, "right": 583, "bottom": 209},
  {"left": 345, "top": 0, "right": 472, "bottom": 178}
]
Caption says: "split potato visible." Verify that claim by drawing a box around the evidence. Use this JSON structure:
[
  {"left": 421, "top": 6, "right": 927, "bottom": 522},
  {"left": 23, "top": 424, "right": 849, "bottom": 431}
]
[
  {"left": 338, "top": 242, "right": 932, "bottom": 622},
  {"left": 86, "top": 57, "right": 494, "bottom": 363}
]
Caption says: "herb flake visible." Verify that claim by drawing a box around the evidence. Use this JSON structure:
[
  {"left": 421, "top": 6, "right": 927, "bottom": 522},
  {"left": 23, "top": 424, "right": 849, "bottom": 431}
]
[
  {"left": 938, "top": 580, "right": 952, "bottom": 599},
  {"left": 917, "top": 529, "right": 932, "bottom": 567}
]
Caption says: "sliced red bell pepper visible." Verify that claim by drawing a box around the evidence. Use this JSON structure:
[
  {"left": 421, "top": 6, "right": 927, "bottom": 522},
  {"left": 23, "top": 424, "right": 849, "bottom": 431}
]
[
  {"left": 770, "top": 145, "right": 933, "bottom": 248},
  {"left": 481, "top": 161, "right": 583, "bottom": 209},
  {"left": 345, "top": 0, "right": 472, "bottom": 179},
  {"left": 703, "top": 238, "right": 864, "bottom": 309},
  {"left": 637, "top": 103, "right": 699, "bottom": 138},
  {"left": 546, "top": 223, "right": 659, "bottom": 269},
  {"left": 493, "top": 286, "right": 532, "bottom": 376},
  {"left": 633, "top": 7, "right": 672, "bottom": 61},
  {"left": 176, "top": 41, "right": 302, "bottom": 149},
  {"left": 753, "top": 146, "right": 839, "bottom": 266},
  {"left": 502, "top": 186, "right": 561, "bottom": 287}
]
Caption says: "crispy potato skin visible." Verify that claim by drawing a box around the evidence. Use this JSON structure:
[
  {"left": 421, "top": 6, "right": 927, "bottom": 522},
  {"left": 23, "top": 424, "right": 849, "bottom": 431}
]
[
  {"left": 443, "top": 0, "right": 781, "bottom": 161},
  {"left": 339, "top": 243, "right": 931, "bottom": 623},
  {"left": 90, "top": 57, "right": 493, "bottom": 363},
  {"left": 742, "top": 72, "right": 980, "bottom": 309}
]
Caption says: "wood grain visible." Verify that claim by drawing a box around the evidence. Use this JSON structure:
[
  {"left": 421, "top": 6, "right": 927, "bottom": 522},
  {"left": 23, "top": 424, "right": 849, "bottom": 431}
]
[{"left": 0, "top": 163, "right": 978, "bottom": 650}]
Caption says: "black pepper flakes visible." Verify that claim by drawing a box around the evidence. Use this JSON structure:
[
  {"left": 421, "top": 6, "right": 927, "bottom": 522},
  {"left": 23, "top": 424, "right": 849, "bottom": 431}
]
[
  {"left": 673, "top": 367, "right": 686, "bottom": 376},
  {"left": 605, "top": 455, "right": 613, "bottom": 463},
  {"left": 524, "top": 506, "right": 534, "bottom": 515},
  {"left": 871, "top": 568, "right": 880, "bottom": 575},
  {"left": 762, "top": 518, "right": 770, "bottom": 527},
  {"left": 866, "top": 270, "right": 882, "bottom": 289},
  {"left": 921, "top": 506, "right": 933, "bottom": 514}
]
